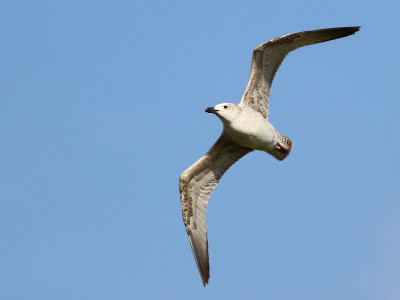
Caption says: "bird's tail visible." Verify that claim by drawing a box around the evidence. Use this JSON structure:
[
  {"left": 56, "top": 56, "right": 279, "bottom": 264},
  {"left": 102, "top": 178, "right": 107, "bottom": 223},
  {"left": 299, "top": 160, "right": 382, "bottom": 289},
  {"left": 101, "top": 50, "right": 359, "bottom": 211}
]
[{"left": 267, "top": 133, "right": 292, "bottom": 161}]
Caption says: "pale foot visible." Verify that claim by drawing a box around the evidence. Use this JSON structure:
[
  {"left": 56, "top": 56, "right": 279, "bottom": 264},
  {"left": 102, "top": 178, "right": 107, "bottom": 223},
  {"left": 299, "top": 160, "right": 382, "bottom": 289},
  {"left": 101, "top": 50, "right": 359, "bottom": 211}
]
[{"left": 276, "top": 142, "right": 290, "bottom": 152}]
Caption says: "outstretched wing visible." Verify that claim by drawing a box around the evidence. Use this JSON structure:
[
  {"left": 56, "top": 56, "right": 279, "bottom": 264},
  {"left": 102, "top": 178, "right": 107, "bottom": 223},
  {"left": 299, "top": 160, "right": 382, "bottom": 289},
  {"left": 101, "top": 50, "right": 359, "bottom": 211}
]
[
  {"left": 239, "top": 26, "right": 360, "bottom": 119},
  {"left": 179, "top": 132, "right": 252, "bottom": 286}
]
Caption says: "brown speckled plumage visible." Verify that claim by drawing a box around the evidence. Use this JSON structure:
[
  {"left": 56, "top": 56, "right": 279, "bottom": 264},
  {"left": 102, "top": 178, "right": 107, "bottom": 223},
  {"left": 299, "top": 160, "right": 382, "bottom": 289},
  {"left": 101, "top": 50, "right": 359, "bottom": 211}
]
[
  {"left": 179, "top": 26, "right": 359, "bottom": 286},
  {"left": 180, "top": 133, "right": 252, "bottom": 285},
  {"left": 240, "top": 27, "right": 360, "bottom": 119}
]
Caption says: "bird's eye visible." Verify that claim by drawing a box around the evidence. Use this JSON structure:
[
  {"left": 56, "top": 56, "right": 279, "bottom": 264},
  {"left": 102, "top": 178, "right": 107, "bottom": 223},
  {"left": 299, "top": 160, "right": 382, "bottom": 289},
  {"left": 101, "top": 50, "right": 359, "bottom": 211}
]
[{"left": 223, "top": 105, "right": 228, "bottom": 109}]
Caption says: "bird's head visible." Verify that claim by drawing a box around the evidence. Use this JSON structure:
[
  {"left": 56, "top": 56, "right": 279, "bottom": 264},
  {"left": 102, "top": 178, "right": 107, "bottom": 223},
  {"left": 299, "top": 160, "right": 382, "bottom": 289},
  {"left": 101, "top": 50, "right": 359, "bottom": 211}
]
[{"left": 205, "top": 103, "right": 239, "bottom": 124}]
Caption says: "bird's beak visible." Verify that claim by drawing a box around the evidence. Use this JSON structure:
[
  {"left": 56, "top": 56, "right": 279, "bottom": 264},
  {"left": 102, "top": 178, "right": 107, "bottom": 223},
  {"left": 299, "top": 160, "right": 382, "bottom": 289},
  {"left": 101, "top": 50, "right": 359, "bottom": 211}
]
[{"left": 205, "top": 107, "right": 219, "bottom": 114}]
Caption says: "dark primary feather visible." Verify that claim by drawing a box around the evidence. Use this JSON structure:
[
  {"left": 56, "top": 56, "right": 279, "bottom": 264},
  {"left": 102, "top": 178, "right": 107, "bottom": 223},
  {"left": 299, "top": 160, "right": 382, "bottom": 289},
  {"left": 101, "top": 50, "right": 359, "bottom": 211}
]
[
  {"left": 180, "top": 26, "right": 359, "bottom": 286},
  {"left": 239, "top": 26, "right": 360, "bottom": 119},
  {"left": 179, "top": 133, "right": 252, "bottom": 285}
]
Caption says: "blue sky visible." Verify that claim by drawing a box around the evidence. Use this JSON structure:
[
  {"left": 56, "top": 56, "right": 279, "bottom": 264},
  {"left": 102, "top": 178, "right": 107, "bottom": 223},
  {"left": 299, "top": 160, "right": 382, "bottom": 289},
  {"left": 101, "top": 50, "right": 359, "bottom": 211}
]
[{"left": 1, "top": 0, "right": 399, "bottom": 299}]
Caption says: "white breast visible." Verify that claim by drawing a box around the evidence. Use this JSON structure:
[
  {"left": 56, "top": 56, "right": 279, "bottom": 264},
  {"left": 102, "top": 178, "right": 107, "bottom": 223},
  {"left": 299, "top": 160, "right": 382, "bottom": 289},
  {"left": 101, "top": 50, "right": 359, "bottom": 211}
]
[{"left": 224, "top": 109, "right": 278, "bottom": 151}]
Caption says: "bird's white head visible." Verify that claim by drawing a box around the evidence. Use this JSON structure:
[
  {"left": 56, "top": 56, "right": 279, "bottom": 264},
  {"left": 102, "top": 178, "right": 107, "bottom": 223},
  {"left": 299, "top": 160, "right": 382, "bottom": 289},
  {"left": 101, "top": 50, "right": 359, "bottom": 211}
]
[{"left": 205, "top": 103, "right": 239, "bottom": 124}]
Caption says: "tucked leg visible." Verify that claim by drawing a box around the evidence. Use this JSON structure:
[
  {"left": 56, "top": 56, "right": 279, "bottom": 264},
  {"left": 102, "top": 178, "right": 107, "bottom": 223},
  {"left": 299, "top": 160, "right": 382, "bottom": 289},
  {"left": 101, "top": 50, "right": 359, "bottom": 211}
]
[{"left": 276, "top": 142, "right": 290, "bottom": 153}]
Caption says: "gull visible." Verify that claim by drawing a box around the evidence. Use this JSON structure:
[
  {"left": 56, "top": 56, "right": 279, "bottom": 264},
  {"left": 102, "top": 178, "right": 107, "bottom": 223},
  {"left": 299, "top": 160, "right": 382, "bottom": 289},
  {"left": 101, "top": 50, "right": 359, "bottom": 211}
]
[{"left": 179, "top": 26, "right": 360, "bottom": 286}]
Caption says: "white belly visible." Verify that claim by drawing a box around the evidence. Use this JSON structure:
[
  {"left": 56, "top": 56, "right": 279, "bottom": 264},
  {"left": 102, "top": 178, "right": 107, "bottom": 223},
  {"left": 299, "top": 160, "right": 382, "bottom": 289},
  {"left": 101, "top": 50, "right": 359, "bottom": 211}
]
[{"left": 224, "top": 113, "right": 278, "bottom": 151}]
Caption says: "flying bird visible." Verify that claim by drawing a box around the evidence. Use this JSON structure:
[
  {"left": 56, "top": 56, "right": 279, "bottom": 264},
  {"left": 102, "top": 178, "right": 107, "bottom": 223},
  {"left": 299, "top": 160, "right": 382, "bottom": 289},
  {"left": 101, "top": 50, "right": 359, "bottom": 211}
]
[{"left": 179, "top": 26, "right": 360, "bottom": 286}]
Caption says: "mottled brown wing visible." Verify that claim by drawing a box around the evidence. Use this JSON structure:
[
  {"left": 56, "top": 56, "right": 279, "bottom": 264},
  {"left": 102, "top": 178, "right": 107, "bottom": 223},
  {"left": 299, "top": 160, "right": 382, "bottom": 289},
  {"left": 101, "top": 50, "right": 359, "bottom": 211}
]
[
  {"left": 179, "top": 132, "right": 252, "bottom": 286},
  {"left": 239, "top": 26, "right": 360, "bottom": 119}
]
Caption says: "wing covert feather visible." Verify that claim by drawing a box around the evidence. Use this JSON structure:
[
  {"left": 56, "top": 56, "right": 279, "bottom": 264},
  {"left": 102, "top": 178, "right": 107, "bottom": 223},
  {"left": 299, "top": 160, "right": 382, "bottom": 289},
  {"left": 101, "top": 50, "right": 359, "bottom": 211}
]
[
  {"left": 179, "top": 132, "right": 252, "bottom": 286},
  {"left": 239, "top": 26, "right": 360, "bottom": 119}
]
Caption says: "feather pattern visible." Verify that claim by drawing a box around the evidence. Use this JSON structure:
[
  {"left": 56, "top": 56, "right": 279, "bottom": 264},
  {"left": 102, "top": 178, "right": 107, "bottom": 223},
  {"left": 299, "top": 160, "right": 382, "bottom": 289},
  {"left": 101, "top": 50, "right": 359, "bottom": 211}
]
[
  {"left": 180, "top": 26, "right": 359, "bottom": 286},
  {"left": 239, "top": 27, "right": 360, "bottom": 119},
  {"left": 179, "top": 133, "right": 252, "bottom": 285}
]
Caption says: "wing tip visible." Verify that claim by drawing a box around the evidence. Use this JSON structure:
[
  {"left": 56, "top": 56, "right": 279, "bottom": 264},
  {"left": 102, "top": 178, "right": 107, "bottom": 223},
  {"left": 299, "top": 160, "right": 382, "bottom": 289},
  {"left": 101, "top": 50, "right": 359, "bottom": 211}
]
[
  {"left": 188, "top": 230, "right": 210, "bottom": 287},
  {"left": 337, "top": 26, "right": 361, "bottom": 34},
  {"left": 202, "top": 277, "right": 209, "bottom": 287},
  {"left": 316, "top": 26, "right": 361, "bottom": 37},
  {"left": 201, "top": 272, "right": 210, "bottom": 287}
]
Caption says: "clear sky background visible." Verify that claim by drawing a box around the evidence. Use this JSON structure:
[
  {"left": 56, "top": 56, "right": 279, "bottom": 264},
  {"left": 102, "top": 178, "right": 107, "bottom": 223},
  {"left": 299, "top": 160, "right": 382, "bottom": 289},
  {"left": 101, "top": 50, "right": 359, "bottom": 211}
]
[{"left": 1, "top": 0, "right": 399, "bottom": 299}]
